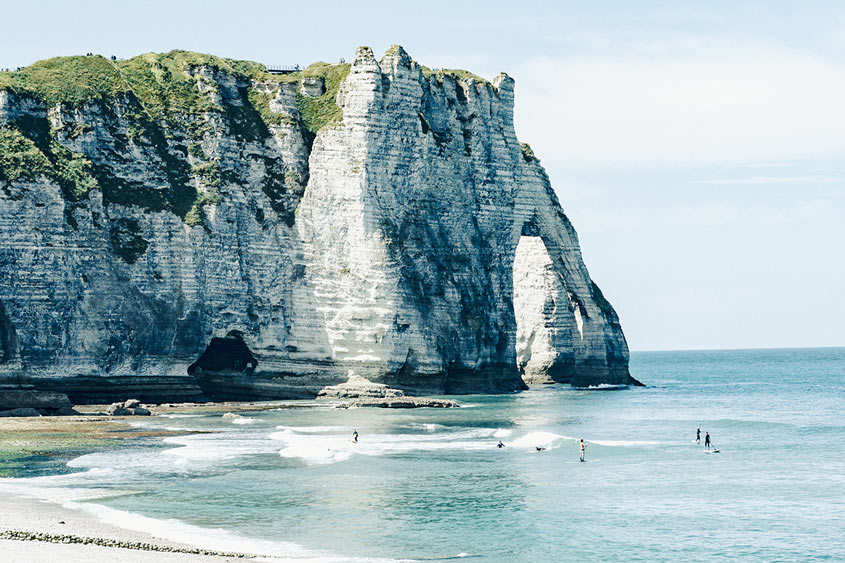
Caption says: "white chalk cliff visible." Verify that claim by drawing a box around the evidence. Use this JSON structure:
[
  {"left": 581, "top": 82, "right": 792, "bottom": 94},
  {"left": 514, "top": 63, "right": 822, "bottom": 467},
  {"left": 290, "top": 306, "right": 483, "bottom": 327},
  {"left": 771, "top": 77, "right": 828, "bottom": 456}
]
[{"left": 0, "top": 46, "right": 637, "bottom": 403}]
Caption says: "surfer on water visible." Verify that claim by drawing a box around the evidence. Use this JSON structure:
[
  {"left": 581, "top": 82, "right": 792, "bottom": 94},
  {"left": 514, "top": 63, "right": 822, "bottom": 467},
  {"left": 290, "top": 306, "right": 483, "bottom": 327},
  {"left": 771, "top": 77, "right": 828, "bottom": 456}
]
[
  {"left": 696, "top": 428, "right": 700, "bottom": 444},
  {"left": 497, "top": 440, "right": 505, "bottom": 448},
  {"left": 352, "top": 430, "right": 359, "bottom": 443},
  {"left": 704, "top": 432, "right": 711, "bottom": 450},
  {"left": 579, "top": 439, "right": 586, "bottom": 462}
]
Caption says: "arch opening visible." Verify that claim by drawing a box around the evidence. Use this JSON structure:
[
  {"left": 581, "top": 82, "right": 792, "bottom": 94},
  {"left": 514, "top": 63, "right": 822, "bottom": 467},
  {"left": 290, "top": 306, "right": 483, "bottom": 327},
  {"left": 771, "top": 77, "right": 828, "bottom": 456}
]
[{"left": 512, "top": 234, "right": 574, "bottom": 385}]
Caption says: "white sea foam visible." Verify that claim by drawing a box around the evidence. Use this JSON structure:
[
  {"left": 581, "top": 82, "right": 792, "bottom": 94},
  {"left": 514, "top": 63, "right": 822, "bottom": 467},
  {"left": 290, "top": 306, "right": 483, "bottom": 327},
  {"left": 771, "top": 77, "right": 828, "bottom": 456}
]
[
  {"left": 232, "top": 416, "right": 256, "bottom": 425},
  {"left": 271, "top": 429, "right": 355, "bottom": 464},
  {"left": 161, "top": 433, "right": 278, "bottom": 462},
  {"left": 405, "top": 422, "right": 446, "bottom": 432},
  {"left": 0, "top": 479, "right": 124, "bottom": 503},
  {"left": 508, "top": 431, "right": 577, "bottom": 449},
  {"left": 275, "top": 425, "right": 354, "bottom": 433},
  {"left": 269, "top": 426, "right": 537, "bottom": 465}
]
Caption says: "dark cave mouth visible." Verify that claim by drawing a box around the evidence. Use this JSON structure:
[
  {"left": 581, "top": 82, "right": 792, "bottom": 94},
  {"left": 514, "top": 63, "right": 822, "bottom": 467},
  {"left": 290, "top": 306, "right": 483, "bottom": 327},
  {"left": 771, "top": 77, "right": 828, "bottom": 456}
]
[{"left": 188, "top": 333, "right": 257, "bottom": 376}]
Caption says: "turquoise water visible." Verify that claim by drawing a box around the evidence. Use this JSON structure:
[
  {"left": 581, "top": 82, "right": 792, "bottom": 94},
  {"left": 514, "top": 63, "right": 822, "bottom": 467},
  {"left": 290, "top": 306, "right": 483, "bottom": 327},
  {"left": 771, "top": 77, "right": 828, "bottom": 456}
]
[{"left": 6, "top": 348, "right": 845, "bottom": 561}]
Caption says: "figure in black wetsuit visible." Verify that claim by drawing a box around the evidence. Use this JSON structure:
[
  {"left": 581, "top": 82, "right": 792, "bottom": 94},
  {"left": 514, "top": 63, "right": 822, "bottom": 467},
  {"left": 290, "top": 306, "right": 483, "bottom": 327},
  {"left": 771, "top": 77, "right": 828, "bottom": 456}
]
[
  {"left": 704, "top": 432, "right": 711, "bottom": 450},
  {"left": 352, "top": 430, "right": 359, "bottom": 443},
  {"left": 696, "top": 428, "right": 701, "bottom": 444},
  {"left": 497, "top": 441, "right": 505, "bottom": 448}
]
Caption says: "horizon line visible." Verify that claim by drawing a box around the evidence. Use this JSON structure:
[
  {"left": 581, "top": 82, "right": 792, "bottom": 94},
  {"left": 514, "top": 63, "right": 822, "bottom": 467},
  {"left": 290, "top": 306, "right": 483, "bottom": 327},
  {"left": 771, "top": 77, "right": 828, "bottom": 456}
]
[{"left": 630, "top": 344, "right": 845, "bottom": 353}]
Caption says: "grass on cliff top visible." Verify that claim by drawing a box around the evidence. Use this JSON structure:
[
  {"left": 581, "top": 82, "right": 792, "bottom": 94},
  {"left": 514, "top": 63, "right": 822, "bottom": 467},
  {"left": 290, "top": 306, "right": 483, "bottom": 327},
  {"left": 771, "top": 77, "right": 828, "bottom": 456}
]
[
  {"left": 115, "top": 53, "right": 220, "bottom": 123},
  {"left": 1, "top": 51, "right": 351, "bottom": 135},
  {"left": 295, "top": 62, "right": 351, "bottom": 134},
  {"left": 419, "top": 65, "right": 490, "bottom": 87},
  {"left": 0, "top": 51, "right": 282, "bottom": 108},
  {"left": 1, "top": 56, "right": 128, "bottom": 106}
]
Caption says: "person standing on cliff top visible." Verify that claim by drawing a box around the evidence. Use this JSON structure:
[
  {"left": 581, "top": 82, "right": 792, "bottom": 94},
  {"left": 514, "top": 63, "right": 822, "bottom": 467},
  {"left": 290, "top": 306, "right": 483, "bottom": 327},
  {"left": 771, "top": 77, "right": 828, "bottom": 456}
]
[{"left": 579, "top": 439, "right": 587, "bottom": 462}]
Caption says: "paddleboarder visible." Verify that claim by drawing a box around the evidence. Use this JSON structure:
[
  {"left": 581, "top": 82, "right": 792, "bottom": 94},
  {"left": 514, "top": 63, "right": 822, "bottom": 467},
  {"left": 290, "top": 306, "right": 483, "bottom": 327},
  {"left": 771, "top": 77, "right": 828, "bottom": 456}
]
[{"left": 704, "top": 432, "right": 711, "bottom": 450}]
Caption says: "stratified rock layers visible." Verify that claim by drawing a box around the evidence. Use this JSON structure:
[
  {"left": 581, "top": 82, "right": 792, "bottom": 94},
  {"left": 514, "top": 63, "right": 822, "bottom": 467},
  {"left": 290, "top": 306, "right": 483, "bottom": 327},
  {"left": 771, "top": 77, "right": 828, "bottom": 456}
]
[{"left": 0, "top": 46, "right": 635, "bottom": 402}]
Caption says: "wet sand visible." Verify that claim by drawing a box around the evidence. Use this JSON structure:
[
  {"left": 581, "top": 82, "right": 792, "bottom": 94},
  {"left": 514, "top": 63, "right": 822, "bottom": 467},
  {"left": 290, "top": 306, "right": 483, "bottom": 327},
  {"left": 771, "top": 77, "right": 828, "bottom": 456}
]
[{"left": 0, "top": 492, "right": 270, "bottom": 562}]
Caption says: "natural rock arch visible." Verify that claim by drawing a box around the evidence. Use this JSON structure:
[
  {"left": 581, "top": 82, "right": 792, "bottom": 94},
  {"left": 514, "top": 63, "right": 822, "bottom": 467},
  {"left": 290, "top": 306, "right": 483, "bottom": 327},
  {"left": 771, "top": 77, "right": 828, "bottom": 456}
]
[{"left": 512, "top": 234, "right": 577, "bottom": 385}]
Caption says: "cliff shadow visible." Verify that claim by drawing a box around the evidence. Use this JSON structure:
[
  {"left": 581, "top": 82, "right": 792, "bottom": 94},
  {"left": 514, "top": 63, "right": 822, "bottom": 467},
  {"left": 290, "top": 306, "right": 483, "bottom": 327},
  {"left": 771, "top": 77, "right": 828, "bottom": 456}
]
[{"left": 0, "top": 301, "right": 20, "bottom": 367}]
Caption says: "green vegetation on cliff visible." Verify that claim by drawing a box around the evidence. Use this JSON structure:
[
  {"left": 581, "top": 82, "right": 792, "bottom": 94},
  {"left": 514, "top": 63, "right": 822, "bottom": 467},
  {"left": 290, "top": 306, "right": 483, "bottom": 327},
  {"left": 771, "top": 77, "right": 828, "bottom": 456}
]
[
  {"left": 0, "top": 51, "right": 348, "bottom": 228},
  {"left": 0, "top": 123, "right": 97, "bottom": 201},
  {"left": 184, "top": 189, "right": 221, "bottom": 227},
  {"left": 520, "top": 142, "right": 537, "bottom": 162},
  {"left": 0, "top": 51, "right": 348, "bottom": 131},
  {"left": 0, "top": 56, "right": 126, "bottom": 106},
  {"left": 247, "top": 89, "right": 285, "bottom": 127},
  {"left": 0, "top": 127, "right": 50, "bottom": 183},
  {"left": 295, "top": 62, "right": 351, "bottom": 134},
  {"left": 420, "top": 65, "right": 490, "bottom": 87},
  {"left": 0, "top": 51, "right": 275, "bottom": 112}
]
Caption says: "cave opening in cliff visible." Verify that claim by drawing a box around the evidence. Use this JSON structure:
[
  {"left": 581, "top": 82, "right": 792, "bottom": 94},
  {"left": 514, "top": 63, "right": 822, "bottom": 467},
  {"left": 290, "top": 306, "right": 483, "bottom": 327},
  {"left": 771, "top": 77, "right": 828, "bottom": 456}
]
[
  {"left": 0, "top": 302, "right": 18, "bottom": 364},
  {"left": 188, "top": 332, "right": 257, "bottom": 376}
]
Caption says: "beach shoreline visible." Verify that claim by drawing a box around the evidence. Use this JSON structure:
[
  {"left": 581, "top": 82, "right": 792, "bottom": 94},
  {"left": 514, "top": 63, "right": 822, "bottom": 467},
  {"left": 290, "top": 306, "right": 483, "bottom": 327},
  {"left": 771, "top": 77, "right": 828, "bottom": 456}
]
[
  {"left": 0, "top": 492, "right": 271, "bottom": 562},
  {"left": 0, "top": 401, "right": 317, "bottom": 562}
]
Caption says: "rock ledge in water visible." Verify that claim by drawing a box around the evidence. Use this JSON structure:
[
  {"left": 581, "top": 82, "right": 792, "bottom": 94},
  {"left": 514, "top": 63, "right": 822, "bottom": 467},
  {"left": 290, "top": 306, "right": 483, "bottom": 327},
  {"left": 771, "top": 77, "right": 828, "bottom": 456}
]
[
  {"left": 0, "top": 407, "right": 42, "bottom": 417},
  {"left": 0, "top": 390, "right": 72, "bottom": 413},
  {"left": 336, "top": 397, "right": 459, "bottom": 409},
  {"left": 317, "top": 374, "right": 405, "bottom": 399}
]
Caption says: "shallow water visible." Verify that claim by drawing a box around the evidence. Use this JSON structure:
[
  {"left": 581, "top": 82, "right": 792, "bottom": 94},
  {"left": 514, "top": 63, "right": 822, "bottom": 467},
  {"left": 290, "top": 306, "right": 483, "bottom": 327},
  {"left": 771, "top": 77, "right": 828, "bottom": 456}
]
[{"left": 5, "top": 348, "right": 845, "bottom": 561}]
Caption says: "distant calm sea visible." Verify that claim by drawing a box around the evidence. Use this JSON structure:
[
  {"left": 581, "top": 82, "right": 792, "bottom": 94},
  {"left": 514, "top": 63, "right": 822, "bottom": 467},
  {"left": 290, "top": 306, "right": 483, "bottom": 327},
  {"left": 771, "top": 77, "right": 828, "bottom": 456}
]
[{"left": 3, "top": 348, "right": 844, "bottom": 562}]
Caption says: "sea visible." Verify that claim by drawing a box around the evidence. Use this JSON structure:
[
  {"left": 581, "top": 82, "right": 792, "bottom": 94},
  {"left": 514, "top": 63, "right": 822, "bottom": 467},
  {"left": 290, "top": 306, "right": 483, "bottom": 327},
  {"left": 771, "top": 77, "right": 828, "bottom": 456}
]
[{"left": 2, "top": 347, "right": 844, "bottom": 562}]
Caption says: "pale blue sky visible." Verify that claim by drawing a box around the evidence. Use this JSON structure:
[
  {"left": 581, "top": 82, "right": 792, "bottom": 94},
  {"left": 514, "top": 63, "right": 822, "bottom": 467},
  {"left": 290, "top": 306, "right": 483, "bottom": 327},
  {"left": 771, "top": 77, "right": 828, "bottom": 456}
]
[{"left": 4, "top": 1, "right": 843, "bottom": 350}]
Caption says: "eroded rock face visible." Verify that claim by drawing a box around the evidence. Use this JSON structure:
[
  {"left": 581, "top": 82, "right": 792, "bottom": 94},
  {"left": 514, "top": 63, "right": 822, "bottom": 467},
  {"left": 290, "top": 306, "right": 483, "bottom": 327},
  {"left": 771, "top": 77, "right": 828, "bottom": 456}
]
[
  {"left": 0, "top": 389, "right": 71, "bottom": 412},
  {"left": 0, "top": 46, "right": 635, "bottom": 403}
]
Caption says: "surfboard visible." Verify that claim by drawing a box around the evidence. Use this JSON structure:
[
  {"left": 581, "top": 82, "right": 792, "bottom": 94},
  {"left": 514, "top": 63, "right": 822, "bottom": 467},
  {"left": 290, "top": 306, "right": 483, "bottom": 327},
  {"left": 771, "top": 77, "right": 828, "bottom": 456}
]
[{"left": 704, "top": 449, "right": 720, "bottom": 453}]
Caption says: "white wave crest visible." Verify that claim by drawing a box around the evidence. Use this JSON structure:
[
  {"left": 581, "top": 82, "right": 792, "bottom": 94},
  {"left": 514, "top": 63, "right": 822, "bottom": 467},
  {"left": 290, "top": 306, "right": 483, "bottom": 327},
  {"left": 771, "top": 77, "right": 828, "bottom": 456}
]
[{"left": 508, "top": 431, "right": 577, "bottom": 449}]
